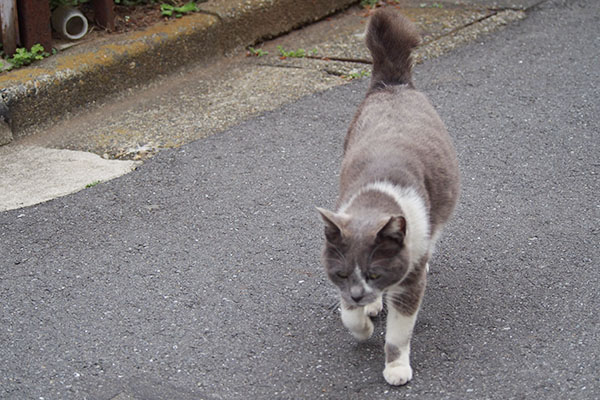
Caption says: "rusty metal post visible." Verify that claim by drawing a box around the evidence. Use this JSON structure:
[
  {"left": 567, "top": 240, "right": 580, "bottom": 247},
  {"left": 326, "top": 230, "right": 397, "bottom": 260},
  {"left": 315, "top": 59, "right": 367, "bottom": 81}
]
[
  {"left": 16, "top": 0, "right": 52, "bottom": 52},
  {"left": 0, "top": 0, "right": 19, "bottom": 55},
  {"left": 93, "top": 0, "right": 115, "bottom": 31}
]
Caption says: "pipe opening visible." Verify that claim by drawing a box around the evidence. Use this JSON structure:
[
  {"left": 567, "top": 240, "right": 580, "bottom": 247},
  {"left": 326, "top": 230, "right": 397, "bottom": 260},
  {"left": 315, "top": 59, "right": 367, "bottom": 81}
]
[{"left": 66, "top": 16, "right": 86, "bottom": 37}]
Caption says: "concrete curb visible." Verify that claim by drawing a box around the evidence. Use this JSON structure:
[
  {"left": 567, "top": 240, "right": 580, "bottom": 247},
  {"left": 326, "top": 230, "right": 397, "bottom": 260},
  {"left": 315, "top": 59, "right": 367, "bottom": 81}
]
[{"left": 0, "top": 0, "right": 358, "bottom": 141}]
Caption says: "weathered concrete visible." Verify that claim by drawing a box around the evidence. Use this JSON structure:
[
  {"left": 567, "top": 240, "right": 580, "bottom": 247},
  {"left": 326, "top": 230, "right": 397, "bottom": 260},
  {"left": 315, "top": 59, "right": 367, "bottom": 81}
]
[
  {"left": 0, "top": 120, "right": 11, "bottom": 145},
  {"left": 0, "top": 0, "right": 358, "bottom": 138},
  {"left": 15, "top": 4, "right": 526, "bottom": 157},
  {"left": 0, "top": 144, "right": 139, "bottom": 211}
]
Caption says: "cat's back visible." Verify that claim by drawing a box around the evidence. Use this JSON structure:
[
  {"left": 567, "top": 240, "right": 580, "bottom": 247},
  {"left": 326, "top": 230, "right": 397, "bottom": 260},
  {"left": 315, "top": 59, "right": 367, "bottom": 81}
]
[
  {"left": 340, "top": 85, "right": 459, "bottom": 228},
  {"left": 345, "top": 86, "right": 447, "bottom": 152},
  {"left": 342, "top": 85, "right": 456, "bottom": 183},
  {"left": 344, "top": 6, "right": 454, "bottom": 166}
]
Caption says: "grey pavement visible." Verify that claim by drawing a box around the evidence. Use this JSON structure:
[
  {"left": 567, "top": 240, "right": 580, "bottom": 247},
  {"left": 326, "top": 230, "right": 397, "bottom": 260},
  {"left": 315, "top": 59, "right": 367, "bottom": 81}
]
[{"left": 1, "top": 0, "right": 599, "bottom": 398}]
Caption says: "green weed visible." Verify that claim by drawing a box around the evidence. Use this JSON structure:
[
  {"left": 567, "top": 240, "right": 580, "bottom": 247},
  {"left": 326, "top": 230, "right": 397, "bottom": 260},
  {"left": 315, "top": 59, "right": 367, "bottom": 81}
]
[
  {"left": 361, "top": 0, "right": 402, "bottom": 8},
  {"left": 3, "top": 44, "right": 51, "bottom": 70},
  {"left": 85, "top": 180, "right": 101, "bottom": 188},
  {"left": 160, "top": 1, "right": 199, "bottom": 17},
  {"left": 248, "top": 47, "right": 269, "bottom": 57},
  {"left": 277, "top": 46, "right": 317, "bottom": 59},
  {"left": 360, "top": 0, "right": 380, "bottom": 8},
  {"left": 341, "top": 70, "right": 371, "bottom": 80}
]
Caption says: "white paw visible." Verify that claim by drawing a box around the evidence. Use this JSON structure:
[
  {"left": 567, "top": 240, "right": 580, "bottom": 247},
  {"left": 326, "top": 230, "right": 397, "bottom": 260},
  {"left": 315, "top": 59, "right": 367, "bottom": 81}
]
[
  {"left": 383, "top": 363, "right": 413, "bottom": 386},
  {"left": 349, "top": 318, "right": 374, "bottom": 341},
  {"left": 341, "top": 306, "right": 374, "bottom": 341},
  {"left": 365, "top": 297, "right": 383, "bottom": 317}
]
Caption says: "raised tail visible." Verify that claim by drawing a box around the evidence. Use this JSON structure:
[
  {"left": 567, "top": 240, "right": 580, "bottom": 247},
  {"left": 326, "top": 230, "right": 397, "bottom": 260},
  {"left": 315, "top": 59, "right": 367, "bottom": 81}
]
[{"left": 366, "top": 8, "right": 421, "bottom": 91}]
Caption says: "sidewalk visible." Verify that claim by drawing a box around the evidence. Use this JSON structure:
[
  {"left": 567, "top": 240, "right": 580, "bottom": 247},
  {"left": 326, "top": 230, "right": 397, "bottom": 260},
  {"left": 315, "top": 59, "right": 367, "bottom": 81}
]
[
  {"left": 1, "top": 0, "right": 360, "bottom": 140},
  {"left": 0, "top": 0, "right": 539, "bottom": 211}
]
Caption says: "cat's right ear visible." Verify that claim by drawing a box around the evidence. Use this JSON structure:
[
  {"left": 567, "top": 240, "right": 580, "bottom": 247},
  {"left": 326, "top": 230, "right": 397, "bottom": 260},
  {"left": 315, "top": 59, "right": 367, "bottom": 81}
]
[{"left": 316, "top": 207, "right": 344, "bottom": 244}]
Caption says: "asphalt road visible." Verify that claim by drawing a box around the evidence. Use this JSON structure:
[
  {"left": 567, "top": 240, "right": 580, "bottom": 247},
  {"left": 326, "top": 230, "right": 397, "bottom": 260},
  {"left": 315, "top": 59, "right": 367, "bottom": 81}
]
[{"left": 1, "top": 0, "right": 598, "bottom": 398}]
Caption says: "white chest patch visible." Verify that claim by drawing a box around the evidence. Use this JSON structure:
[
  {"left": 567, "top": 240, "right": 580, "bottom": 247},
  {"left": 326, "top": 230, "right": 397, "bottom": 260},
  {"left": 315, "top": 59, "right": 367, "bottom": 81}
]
[{"left": 340, "top": 181, "right": 431, "bottom": 264}]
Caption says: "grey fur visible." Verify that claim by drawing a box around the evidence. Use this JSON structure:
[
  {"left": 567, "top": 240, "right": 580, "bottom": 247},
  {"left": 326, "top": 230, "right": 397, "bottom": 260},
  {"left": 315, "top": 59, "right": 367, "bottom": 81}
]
[
  {"left": 366, "top": 8, "right": 420, "bottom": 91},
  {"left": 385, "top": 343, "right": 402, "bottom": 363}
]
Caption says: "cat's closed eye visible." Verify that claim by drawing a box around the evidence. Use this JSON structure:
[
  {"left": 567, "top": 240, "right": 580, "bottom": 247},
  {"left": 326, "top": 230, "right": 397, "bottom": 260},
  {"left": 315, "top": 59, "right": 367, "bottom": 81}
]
[{"left": 336, "top": 271, "right": 350, "bottom": 279}]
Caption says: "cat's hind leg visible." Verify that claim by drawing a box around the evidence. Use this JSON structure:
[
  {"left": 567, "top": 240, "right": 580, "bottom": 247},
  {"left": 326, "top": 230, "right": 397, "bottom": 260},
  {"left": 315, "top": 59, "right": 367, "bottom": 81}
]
[{"left": 340, "top": 299, "right": 374, "bottom": 341}]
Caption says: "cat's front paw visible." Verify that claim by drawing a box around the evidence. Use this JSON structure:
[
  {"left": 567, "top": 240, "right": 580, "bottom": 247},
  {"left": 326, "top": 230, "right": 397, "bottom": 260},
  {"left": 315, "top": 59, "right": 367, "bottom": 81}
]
[
  {"left": 341, "top": 307, "right": 374, "bottom": 341},
  {"left": 383, "top": 363, "right": 413, "bottom": 386},
  {"left": 341, "top": 303, "right": 375, "bottom": 341},
  {"left": 348, "top": 318, "right": 374, "bottom": 341},
  {"left": 365, "top": 297, "right": 383, "bottom": 317}
]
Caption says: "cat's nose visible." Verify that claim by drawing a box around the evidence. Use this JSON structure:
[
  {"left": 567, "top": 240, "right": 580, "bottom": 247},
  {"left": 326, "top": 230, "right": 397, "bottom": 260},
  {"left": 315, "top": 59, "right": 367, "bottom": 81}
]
[
  {"left": 351, "top": 294, "right": 364, "bottom": 303},
  {"left": 350, "top": 286, "right": 365, "bottom": 303}
]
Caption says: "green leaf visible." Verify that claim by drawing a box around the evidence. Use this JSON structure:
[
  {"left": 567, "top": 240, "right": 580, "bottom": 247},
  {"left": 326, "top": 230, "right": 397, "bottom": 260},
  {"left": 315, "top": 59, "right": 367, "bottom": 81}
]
[
  {"left": 161, "top": 4, "right": 174, "bottom": 16},
  {"left": 31, "top": 43, "right": 44, "bottom": 53},
  {"left": 161, "top": 1, "right": 198, "bottom": 17}
]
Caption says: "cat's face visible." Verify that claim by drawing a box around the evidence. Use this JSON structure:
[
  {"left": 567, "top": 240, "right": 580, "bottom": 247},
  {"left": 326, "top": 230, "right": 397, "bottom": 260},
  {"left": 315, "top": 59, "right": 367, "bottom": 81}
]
[{"left": 318, "top": 208, "right": 409, "bottom": 307}]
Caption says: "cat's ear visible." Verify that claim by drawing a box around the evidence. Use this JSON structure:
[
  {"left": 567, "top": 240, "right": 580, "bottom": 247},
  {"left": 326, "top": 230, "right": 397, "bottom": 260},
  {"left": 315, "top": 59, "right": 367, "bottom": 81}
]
[
  {"left": 376, "top": 215, "right": 406, "bottom": 245},
  {"left": 316, "top": 207, "right": 345, "bottom": 244}
]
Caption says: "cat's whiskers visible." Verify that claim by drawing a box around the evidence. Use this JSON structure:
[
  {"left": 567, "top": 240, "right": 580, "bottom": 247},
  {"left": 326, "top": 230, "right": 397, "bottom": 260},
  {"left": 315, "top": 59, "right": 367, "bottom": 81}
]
[{"left": 329, "top": 299, "right": 342, "bottom": 313}]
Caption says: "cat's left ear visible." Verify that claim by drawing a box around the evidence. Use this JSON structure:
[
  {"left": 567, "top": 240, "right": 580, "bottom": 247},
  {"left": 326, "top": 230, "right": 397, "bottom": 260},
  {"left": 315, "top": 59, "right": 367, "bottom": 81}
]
[{"left": 376, "top": 215, "right": 406, "bottom": 245}]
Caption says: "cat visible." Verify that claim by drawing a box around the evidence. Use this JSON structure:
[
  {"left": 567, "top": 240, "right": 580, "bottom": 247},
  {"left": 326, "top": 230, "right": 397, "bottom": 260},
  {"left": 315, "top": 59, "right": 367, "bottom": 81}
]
[{"left": 317, "top": 8, "right": 460, "bottom": 386}]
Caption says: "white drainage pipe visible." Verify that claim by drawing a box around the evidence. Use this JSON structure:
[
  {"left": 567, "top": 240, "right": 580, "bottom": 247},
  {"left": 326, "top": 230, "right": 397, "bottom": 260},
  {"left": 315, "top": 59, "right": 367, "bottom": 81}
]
[{"left": 51, "top": 6, "right": 89, "bottom": 41}]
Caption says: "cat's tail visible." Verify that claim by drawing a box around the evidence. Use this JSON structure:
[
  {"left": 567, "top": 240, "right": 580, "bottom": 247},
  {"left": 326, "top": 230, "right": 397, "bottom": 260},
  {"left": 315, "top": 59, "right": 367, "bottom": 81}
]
[{"left": 366, "top": 8, "right": 421, "bottom": 91}]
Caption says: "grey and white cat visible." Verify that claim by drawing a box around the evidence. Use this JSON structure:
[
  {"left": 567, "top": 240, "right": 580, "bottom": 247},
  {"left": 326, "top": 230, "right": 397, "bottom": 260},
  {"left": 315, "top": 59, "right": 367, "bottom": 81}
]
[{"left": 317, "top": 9, "right": 460, "bottom": 386}]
